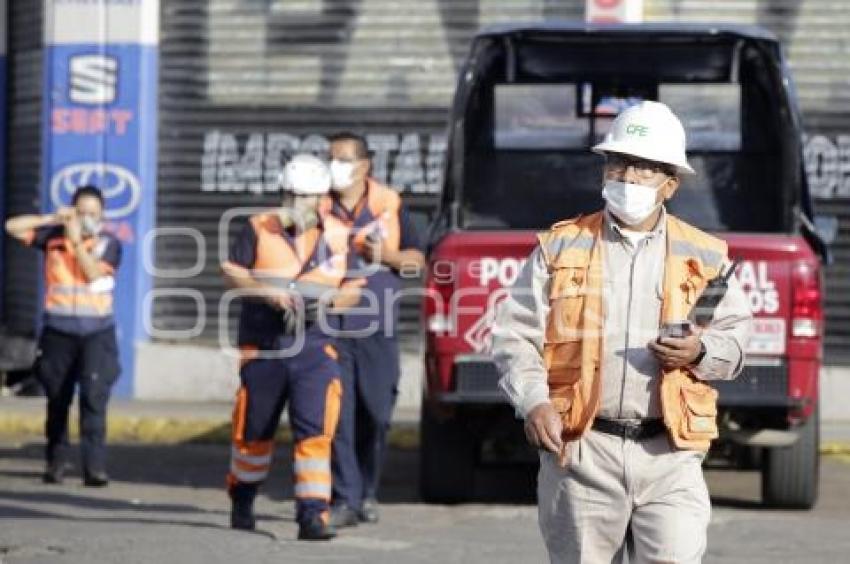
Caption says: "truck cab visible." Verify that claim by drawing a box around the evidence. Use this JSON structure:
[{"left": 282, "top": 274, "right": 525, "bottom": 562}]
[{"left": 421, "top": 23, "right": 829, "bottom": 509}]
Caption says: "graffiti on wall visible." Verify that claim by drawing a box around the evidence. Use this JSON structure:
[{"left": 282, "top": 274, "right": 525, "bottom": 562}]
[
  {"left": 804, "top": 134, "right": 850, "bottom": 200},
  {"left": 202, "top": 131, "right": 850, "bottom": 200},
  {"left": 201, "top": 131, "right": 446, "bottom": 194}
]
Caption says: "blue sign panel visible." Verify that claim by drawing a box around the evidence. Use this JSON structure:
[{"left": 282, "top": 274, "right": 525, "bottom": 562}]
[{"left": 42, "top": 38, "right": 158, "bottom": 396}]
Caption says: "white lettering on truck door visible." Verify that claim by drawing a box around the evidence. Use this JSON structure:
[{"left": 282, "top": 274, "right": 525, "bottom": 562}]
[{"left": 736, "top": 261, "right": 780, "bottom": 315}]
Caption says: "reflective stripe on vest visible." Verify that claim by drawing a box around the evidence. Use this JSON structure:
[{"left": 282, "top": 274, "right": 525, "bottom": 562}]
[
  {"left": 43, "top": 236, "right": 114, "bottom": 318},
  {"left": 538, "top": 211, "right": 728, "bottom": 452}
]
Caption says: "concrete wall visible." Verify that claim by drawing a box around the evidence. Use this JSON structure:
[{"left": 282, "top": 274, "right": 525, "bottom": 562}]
[
  {"left": 135, "top": 341, "right": 425, "bottom": 412},
  {"left": 821, "top": 366, "right": 850, "bottom": 421},
  {"left": 135, "top": 342, "right": 850, "bottom": 420}
]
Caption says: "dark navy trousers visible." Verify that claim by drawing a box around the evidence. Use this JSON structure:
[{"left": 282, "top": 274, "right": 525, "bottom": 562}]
[
  {"left": 331, "top": 333, "right": 400, "bottom": 509},
  {"left": 228, "top": 336, "right": 342, "bottom": 525},
  {"left": 35, "top": 326, "right": 120, "bottom": 476}
]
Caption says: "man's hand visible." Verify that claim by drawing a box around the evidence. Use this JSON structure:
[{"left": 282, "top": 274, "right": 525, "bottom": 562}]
[
  {"left": 524, "top": 402, "right": 564, "bottom": 454},
  {"left": 54, "top": 207, "right": 75, "bottom": 224},
  {"left": 329, "top": 278, "right": 367, "bottom": 311},
  {"left": 648, "top": 333, "right": 703, "bottom": 370},
  {"left": 264, "top": 288, "right": 294, "bottom": 311},
  {"left": 63, "top": 215, "right": 83, "bottom": 245},
  {"left": 361, "top": 235, "right": 395, "bottom": 265},
  {"left": 57, "top": 207, "right": 83, "bottom": 245}
]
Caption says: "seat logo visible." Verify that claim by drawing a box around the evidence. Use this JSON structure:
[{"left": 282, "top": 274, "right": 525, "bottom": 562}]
[{"left": 69, "top": 54, "right": 118, "bottom": 105}]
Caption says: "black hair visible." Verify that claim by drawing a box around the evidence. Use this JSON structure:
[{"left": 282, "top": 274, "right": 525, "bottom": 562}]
[
  {"left": 71, "top": 184, "right": 105, "bottom": 207},
  {"left": 328, "top": 131, "right": 370, "bottom": 160}
]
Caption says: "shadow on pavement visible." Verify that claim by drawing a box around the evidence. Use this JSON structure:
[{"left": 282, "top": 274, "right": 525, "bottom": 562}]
[
  {"left": 1, "top": 441, "right": 779, "bottom": 509},
  {"left": 0, "top": 440, "right": 538, "bottom": 505},
  {"left": 0, "top": 442, "right": 421, "bottom": 504},
  {"left": 0, "top": 501, "right": 275, "bottom": 536},
  {"left": 0, "top": 489, "right": 212, "bottom": 514}
]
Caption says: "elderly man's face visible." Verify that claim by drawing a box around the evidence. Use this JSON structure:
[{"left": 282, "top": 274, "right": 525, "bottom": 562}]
[{"left": 604, "top": 153, "right": 679, "bottom": 203}]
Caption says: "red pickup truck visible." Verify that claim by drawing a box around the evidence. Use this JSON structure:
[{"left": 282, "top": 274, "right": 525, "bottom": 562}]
[{"left": 420, "top": 23, "right": 831, "bottom": 509}]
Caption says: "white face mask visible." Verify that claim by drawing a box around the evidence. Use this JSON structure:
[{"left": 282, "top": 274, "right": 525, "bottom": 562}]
[
  {"left": 329, "top": 160, "right": 355, "bottom": 191},
  {"left": 79, "top": 215, "right": 103, "bottom": 236},
  {"left": 601, "top": 180, "right": 664, "bottom": 226},
  {"left": 293, "top": 195, "right": 318, "bottom": 216}
]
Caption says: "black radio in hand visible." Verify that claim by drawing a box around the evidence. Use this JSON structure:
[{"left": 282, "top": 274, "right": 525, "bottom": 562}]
[{"left": 693, "top": 258, "right": 741, "bottom": 327}]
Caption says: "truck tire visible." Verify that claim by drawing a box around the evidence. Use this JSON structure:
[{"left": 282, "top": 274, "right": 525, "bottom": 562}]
[
  {"left": 419, "top": 405, "right": 476, "bottom": 503},
  {"left": 761, "top": 409, "right": 820, "bottom": 509}
]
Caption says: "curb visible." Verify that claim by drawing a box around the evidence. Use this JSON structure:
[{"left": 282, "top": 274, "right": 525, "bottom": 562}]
[
  {"left": 0, "top": 413, "right": 420, "bottom": 449},
  {"left": 820, "top": 442, "right": 850, "bottom": 456}
]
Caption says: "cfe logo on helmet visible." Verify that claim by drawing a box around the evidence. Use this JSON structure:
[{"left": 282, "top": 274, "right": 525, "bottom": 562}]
[{"left": 625, "top": 123, "right": 649, "bottom": 137}]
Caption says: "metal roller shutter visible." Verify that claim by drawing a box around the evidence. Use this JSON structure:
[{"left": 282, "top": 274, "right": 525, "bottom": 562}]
[
  {"left": 156, "top": 0, "right": 850, "bottom": 363},
  {"left": 154, "top": 0, "right": 583, "bottom": 344},
  {"left": 2, "top": 0, "right": 43, "bottom": 336}
]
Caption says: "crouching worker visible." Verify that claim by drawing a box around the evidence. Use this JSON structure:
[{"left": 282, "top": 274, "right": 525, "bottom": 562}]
[
  {"left": 220, "top": 154, "right": 363, "bottom": 540},
  {"left": 4, "top": 185, "right": 122, "bottom": 486}
]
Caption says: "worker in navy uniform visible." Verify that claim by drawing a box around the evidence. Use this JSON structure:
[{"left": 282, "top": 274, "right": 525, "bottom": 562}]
[
  {"left": 326, "top": 132, "right": 427, "bottom": 527},
  {"left": 5, "top": 185, "right": 122, "bottom": 486},
  {"left": 221, "top": 154, "right": 363, "bottom": 540}
]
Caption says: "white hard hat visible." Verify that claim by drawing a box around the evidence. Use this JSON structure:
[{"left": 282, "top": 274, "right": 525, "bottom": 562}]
[
  {"left": 592, "top": 101, "right": 694, "bottom": 175},
  {"left": 279, "top": 154, "right": 331, "bottom": 195}
]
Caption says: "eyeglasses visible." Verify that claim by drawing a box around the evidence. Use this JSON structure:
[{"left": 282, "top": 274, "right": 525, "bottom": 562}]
[{"left": 605, "top": 154, "right": 674, "bottom": 179}]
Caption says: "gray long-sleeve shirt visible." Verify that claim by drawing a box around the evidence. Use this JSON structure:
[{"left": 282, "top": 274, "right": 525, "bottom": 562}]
[{"left": 493, "top": 208, "right": 753, "bottom": 420}]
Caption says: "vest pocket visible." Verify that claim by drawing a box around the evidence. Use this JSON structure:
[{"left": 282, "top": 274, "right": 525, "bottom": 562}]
[
  {"left": 679, "top": 384, "right": 719, "bottom": 440},
  {"left": 546, "top": 265, "right": 592, "bottom": 438},
  {"left": 549, "top": 266, "right": 585, "bottom": 299},
  {"left": 551, "top": 395, "right": 573, "bottom": 415},
  {"left": 547, "top": 266, "right": 588, "bottom": 341},
  {"left": 550, "top": 382, "right": 578, "bottom": 436},
  {"left": 543, "top": 341, "right": 582, "bottom": 386}
]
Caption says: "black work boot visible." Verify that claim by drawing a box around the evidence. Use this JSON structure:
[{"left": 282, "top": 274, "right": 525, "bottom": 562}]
[
  {"left": 329, "top": 503, "right": 359, "bottom": 528},
  {"left": 358, "top": 498, "right": 379, "bottom": 524},
  {"left": 83, "top": 471, "right": 110, "bottom": 487},
  {"left": 43, "top": 443, "right": 69, "bottom": 484},
  {"left": 42, "top": 458, "right": 66, "bottom": 484},
  {"left": 229, "top": 482, "right": 258, "bottom": 531},
  {"left": 298, "top": 513, "right": 337, "bottom": 541}
]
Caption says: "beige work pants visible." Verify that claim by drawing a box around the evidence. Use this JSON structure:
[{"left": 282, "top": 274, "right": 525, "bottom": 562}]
[{"left": 537, "top": 429, "right": 711, "bottom": 564}]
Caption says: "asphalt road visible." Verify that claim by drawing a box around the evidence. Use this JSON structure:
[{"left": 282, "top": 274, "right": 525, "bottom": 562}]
[{"left": 1, "top": 440, "right": 848, "bottom": 564}]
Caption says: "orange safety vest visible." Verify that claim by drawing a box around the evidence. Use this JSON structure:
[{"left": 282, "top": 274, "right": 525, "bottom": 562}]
[
  {"left": 43, "top": 235, "right": 115, "bottom": 318},
  {"left": 538, "top": 211, "right": 728, "bottom": 452},
  {"left": 320, "top": 178, "right": 401, "bottom": 254},
  {"left": 248, "top": 211, "right": 351, "bottom": 290}
]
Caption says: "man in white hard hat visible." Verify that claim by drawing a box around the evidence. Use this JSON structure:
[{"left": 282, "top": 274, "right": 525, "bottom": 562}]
[
  {"left": 220, "top": 153, "right": 363, "bottom": 540},
  {"left": 493, "top": 101, "right": 752, "bottom": 563}
]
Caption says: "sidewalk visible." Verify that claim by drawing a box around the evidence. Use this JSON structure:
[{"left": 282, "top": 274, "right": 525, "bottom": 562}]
[{"left": 0, "top": 397, "right": 847, "bottom": 452}]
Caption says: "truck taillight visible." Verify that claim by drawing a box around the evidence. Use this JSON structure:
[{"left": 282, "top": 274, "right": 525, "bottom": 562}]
[
  {"left": 791, "top": 261, "right": 822, "bottom": 338},
  {"left": 424, "top": 261, "right": 456, "bottom": 334}
]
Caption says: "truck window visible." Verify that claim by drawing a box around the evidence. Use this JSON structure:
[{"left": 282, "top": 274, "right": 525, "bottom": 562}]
[
  {"left": 659, "top": 84, "right": 741, "bottom": 151},
  {"left": 465, "top": 82, "right": 781, "bottom": 233},
  {"left": 494, "top": 84, "right": 587, "bottom": 150}
]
